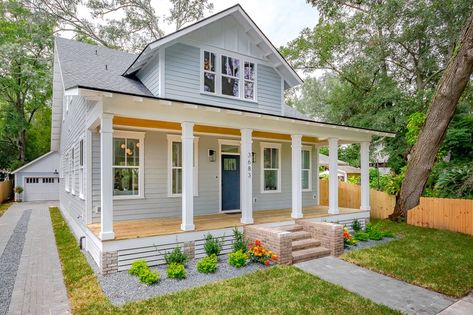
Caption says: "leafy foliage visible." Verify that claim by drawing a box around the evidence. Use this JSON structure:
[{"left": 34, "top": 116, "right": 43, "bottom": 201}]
[
  {"left": 128, "top": 260, "right": 148, "bottom": 276},
  {"left": 196, "top": 254, "right": 218, "bottom": 273},
  {"left": 164, "top": 247, "right": 188, "bottom": 265},
  {"left": 203, "top": 233, "right": 224, "bottom": 257},
  {"left": 232, "top": 228, "right": 248, "bottom": 253},
  {"left": 351, "top": 219, "right": 362, "bottom": 232},
  {"left": 228, "top": 250, "right": 248, "bottom": 268},
  {"left": 166, "top": 262, "right": 186, "bottom": 279}
]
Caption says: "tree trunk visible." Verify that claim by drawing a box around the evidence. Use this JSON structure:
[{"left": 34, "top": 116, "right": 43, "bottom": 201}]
[
  {"left": 18, "top": 129, "right": 26, "bottom": 162},
  {"left": 390, "top": 12, "right": 473, "bottom": 220}
]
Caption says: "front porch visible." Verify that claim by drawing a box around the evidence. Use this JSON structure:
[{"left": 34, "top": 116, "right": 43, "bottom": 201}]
[{"left": 88, "top": 205, "right": 364, "bottom": 240}]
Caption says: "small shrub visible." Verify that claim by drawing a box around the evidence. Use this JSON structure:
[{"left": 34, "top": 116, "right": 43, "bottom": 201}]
[
  {"left": 366, "top": 222, "right": 385, "bottom": 240},
  {"left": 196, "top": 254, "right": 218, "bottom": 273},
  {"left": 382, "top": 230, "right": 395, "bottom": 238},
  {"left": 228, "top": 250, "right": 248, "bottom": 268},
  {"left": 129, "top": 259, "right": 149, "bottom": 276},
  {"left": 204, "top": 233, "right": 224, "bottom": 257},
  {"left": 248, "top": 240, "right": 278, "bottom": 266},
  {"left": 14, "top": 186, "right": 23, "bottom": 194},
  {"left": 354, "top": 231, "right": 369, "bottom": 242},
  {"left": 351, "top": 219, "right": 362, "bottom": 232},
  {"left": 343, "top": 228, "right": 357, "bottom": 246},
  {"left": 139, "top": 269, "right": 160, "bottom": 285},
  {"left": 167, "top": 262, "right": 187, "bottom": 279},
  {"left": 164, "top": 247, "right": 188, "bottom": 265},
  {"left": 232, "top": 228, "right": 248, "bottom": 253}
]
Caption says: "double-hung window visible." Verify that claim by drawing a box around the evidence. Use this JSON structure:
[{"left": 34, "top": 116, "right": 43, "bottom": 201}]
[
  {"left": 64, "top": 152, "right": 70, "bottom": 192},
  {"left": 78, "top": 139, "right": 84, "bottom": 199},
  {"left": 112, "top": 131, "right": 145, "bottom": 198},
  {"left": 261, "top": 143, "right": 281, "bottom": 193},
  {"left": 167, "top": 135, "right": 199, "bottom": 197},
  {"left": 202, "top": 50, "right": 256, "bottom": 101},
  {"left": 71, "top": 148, "right": 75, "bottom": 195},
  {"left": 302, "top": 146, "right": 312, "bottom": 191}
]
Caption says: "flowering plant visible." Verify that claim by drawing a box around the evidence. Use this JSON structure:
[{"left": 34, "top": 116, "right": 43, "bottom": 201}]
[
  {"left": 343, "top": 228, "right": 357, "bottom": 246},
  {"left": 248, "top": 240, "right": 278, "bottom": 266}
]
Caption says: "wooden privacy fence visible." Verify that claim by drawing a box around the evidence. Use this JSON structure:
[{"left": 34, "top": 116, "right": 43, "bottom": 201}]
[
  {"left": 319, "top": 180, "right": 395, "bottom": 219},
  {"left": 0, "top": 180, "right": 12, "bottom": 203},
  {"left": 408, "top": 197, "right": 473, "bottom": 236}
]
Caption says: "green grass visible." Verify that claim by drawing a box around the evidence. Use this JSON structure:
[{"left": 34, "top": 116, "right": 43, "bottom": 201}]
[
  {"left": 49, "top": 207, "right": 399, "bottom": 315},
  {"left": 0, "top": 201, "right": 13, "bottom": 217},
  {"left": 342, "top": 219, "right": 473, "bottom": 298}
]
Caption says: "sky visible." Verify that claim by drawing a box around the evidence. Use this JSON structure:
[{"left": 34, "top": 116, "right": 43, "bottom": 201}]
[{"left": 157, "top": 0, "right": 319, "bottom": 47}]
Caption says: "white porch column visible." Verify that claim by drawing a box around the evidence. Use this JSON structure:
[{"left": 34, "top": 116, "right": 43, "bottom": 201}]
[
  {"left": 360, "top": 141, "right": 371, "bottom": 211},
  {"left": 181, "top": 122, "right": 195, "bottom": 231},
  {"left": 328, "top": 138, "right": 339, "bottom": 214},
  {"left": 291, "top": 134, "right": 303, "bottom": 219},
  {"left": 100, "top": 113, "right": 114, "bottom": 240},
  {"left": 240, "top": 129, "right": 253, "bottom": 224},
  {"left": 314, "top": 146, "right": 320, "bottom": 206}
]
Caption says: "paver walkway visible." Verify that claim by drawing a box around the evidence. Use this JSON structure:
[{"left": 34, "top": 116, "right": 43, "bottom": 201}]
[
  {"left": 296, "top": 256, "right": 456, "bottom": 315},
  {"left": 438, "top": 292, "right": 473, "bottom": 315},
  {"left": 0, "top": 202, "right": 70, "bottom": 315}
]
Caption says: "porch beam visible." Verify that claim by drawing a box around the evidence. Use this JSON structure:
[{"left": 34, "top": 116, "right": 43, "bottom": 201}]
[
  {"left": 240, "top": 129, "right": 254, "bottom": 224},
  {"left": 181, "top": 121, "right": 195, "bottom": 231},
  {"left": 291, "top": 134, "right": 303, "bottom": 218},
  {"left": 360, "top": 141, "right": 371, "bottom": 211},
  {"left": 100, "top": 113, "right": 115, "bottom": 240},
  {"left": 328, "top": 138, "right": 339, "bottom": 214}
]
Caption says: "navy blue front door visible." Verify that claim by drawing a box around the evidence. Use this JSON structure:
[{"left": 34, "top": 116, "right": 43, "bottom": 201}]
[{"left": 221, "top": 155, "right": 240, "bottom": 211}]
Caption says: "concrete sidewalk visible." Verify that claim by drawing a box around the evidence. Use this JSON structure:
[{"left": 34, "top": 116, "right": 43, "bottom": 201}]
[
  {"left": 296, "top": 256, "right": 457, "bottom": 315},
  {"left": 0, "top": 202, "right": 70, "bottom": 315}
]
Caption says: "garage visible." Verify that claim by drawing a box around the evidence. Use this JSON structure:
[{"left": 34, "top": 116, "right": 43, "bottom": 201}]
[{"left": 13, "top": 151, "right": 60, "bottom": 202}]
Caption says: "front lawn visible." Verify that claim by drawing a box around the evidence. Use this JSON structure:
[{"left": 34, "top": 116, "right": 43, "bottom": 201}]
[
  {"left": 0, "top": 201, "right": 12, "bottom": 217},
  {"left": 50, "top": 207, "right": 399, "bottom": 314},
  {"left": 342, "top": 219, "right": 473, "bottom": 298}
]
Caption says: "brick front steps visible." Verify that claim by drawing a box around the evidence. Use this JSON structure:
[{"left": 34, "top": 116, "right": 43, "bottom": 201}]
[{"left": 276, "top": 224, "right": 331, "bottom": 263}]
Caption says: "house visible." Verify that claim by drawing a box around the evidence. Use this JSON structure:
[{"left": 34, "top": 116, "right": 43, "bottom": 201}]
[
  {"left": 12, "top": 151, "right": 60, "bottom": 201},
  {"left": 52, "top": 5, "right": 394, "bottom": 273},
  {"left": 318, "top": 153, "right": 362, "bottom": 182}
]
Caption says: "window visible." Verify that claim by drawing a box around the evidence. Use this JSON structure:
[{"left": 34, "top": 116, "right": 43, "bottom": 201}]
[
  {"left": 42, "top": 178, "right": 55, "bottom": 183},
  {"left": 244, "top": 61, "right": 255, "bottom": 100},
  {"left": 26, "top": 178, "right": 39, "bottom": 184},
  {"left": 302, "top": 146, "right": 312, "bottom": 191},
  {"left": 221, "top": 55, "right": 240, "bottom": 97},
  {"left": 78, "top": 139, "right": 84, "bottom": 199},
  {"left": 203, "top": 51, "right": 216, "bottom": 93},
  {"left": 261, "top": 143, "right": 281, "bottom": 193},
  {"left": 167, "top": 135, "right": 199, "bottom": 196},
  {"left": 201, "top": 49, "right": 257, "bottom": 101},
  {"left": 71, "top": 147, "right": 75, "bottom": 195},
  {"left": 65, "top": 151, "right": 70, "bottom": 192},
  {"left": 113, "top": 131, "right": 145, "bottom": 198}
]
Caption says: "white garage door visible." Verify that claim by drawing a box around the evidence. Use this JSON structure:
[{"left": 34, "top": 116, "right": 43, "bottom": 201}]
[{"left": 24, "top": 177, "right": 59, "bottom": 201}]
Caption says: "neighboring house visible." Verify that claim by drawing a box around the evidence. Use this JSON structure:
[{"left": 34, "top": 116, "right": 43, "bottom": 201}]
[
  {"left": 12, "top": 151, "right": 60, "bottom": 202},
  {"left": 51, "top": 5, "right": 394, "bottom": 273},
  {"left": 318, "top": 153, "right": 361, "bottom": 182}
]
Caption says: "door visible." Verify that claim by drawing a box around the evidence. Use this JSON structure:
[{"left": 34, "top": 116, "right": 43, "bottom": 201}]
[
  {"left": 24, "top": 177, "right": 59, "bottom": 201},
  {"left": 221, "top": 155, "right": 240, "bottom": 211}
]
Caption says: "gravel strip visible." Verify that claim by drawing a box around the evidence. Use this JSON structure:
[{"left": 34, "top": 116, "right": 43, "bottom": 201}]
[
  {"left": 344, "top": 236, "right": 398, "bottom": 252},
  {"left": 0, "top": 209, "right": 32, "bottom": 315},
  {"left": 86, "top": 253, "right": 266, "bottom": 306}
]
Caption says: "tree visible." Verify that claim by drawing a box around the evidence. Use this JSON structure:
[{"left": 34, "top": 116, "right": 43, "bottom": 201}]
[
  {"left": 0, "top": 0, "right": 53, "bottom": 167},
  {"left": 390, "top": 12, "right": 473, "bottom": 219},
  {"left": 167, "top": 0, "right": 213, "bottom": 31}
]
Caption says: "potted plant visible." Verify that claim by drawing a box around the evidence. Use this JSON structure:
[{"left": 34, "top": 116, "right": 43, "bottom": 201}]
[{"left": 14, "top": 186, "right": 23, "bottom": 202}]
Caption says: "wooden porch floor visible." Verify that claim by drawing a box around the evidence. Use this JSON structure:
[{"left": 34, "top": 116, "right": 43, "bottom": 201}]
[{"left": 88, "top": 206, "right": 362, "bottom": 241}]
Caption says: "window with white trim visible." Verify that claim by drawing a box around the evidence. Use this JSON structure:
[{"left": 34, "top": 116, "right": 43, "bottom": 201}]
[
  {"left": 71, "top": 147, "right": 76, "bottom": 195},
  {"left": 261, "top": 143, "right": 281, "bottom": 193},
  {"left": 302, "top": 146, "right": 312, "bottom": 191},
  {"left": 65, "top": 151, "right": 70, "bottom": 192},
  {"left": 78, "top": 138, "right": 84, "bottom": 199},
  {"left": 113, "top": 131, "right": 145, "bottom": 198},
  {"left": 167, "top": 135, "right": 199, "bottom": 196},
  {"left": 202, "top": 49, "right": 257, "bottom": 101}
]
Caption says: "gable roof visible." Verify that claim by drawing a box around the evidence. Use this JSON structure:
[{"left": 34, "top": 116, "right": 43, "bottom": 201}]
[
  {"left": 123, "top": 4, "right": 303, "bottom": 88},
  {"left": 12, "top": 151, "right": 59, "bottom": 174},
  {"left": 55, "top": 37, "right": 152, "bottom": 96}
]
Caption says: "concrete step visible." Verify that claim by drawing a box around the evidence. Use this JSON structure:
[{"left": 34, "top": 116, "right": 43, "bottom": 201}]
[
  {"left": 290, "top": 231, "right": 312, "bottom": 241},
  {"left": 292, "top": 238, "right": 321, "bottom": 251},
  {"left": 292, "top": 247, "right": 331, "bottom": 263},
  {"left": 276, "top": 224, "right": 303, "bottom": 232}
]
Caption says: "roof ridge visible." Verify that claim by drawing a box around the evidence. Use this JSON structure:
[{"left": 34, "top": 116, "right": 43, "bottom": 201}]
[{"left": 54, "top": 36, "right": 138, "bottom": 57}]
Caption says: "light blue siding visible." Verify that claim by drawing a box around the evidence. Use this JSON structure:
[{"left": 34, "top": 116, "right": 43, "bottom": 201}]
[
  {"left": 162, "top": 43, "right": 283, "bottom": 115},
  {"left": 136, "top": 55, "right": 160, "bottom": 95}
]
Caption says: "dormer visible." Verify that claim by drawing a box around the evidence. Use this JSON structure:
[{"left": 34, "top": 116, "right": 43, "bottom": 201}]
[{"left": 124, "top": 5, "right": 302, "bottom": 116}]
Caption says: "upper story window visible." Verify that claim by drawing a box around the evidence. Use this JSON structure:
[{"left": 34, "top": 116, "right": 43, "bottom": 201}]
[{"left": 202, "top": 50, "right": 256, "bottom": 102}]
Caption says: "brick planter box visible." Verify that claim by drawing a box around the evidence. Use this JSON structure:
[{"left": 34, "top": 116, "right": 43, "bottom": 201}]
[{"left": 244, "top": 225, "right": 293, "bottom": 264}]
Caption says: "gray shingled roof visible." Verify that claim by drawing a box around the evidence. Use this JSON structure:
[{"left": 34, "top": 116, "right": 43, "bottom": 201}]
[{"left": 55, "top": 37, "right": 152, "bottom": 96}]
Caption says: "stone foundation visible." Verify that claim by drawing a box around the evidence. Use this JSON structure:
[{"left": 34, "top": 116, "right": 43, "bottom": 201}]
[
  {"left": 244, "top": 225, "right": 292, "bottom": 264},
  {"left": 101, "top": 251, "right": 118, "bottom": 275},
  {"left": 296, "top": 220, "right": 344, "bottom": 256},
  {"left": 183, "top": 241, "right": 195, "bottom": 260}
]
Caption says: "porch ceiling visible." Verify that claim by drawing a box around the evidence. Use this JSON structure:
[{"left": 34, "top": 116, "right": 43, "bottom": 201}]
[
  {"left": 113, "top": 116, "right": 321, "bottom": 143},
  {"left": 87, "top": 206, "right": 363, "bottom": 241}
]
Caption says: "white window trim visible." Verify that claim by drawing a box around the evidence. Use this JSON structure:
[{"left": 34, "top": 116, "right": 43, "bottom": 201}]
[
  {"left": 112, "top": 130, "right": 145, "bottom": 200},
  {"left": 260, "top": 142, "right": 282, "bottom": 194},
  {"left": 64, "top": 151, "right": 70, "bottom": 192},
  {"left": 200, "top": 49, "right": 258, "bottom": 103},
  {"left": 78, "top": 137, "right": 85, "bottom": 200},
  {"left": 71, "top": 147, "right": 76, "bottom": 195},
  {"left": 167, "top": 134, "right": 199, "bottom": 197},
  {"left": 302, "top": 145, "right": 312, "bottom": 192}
]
